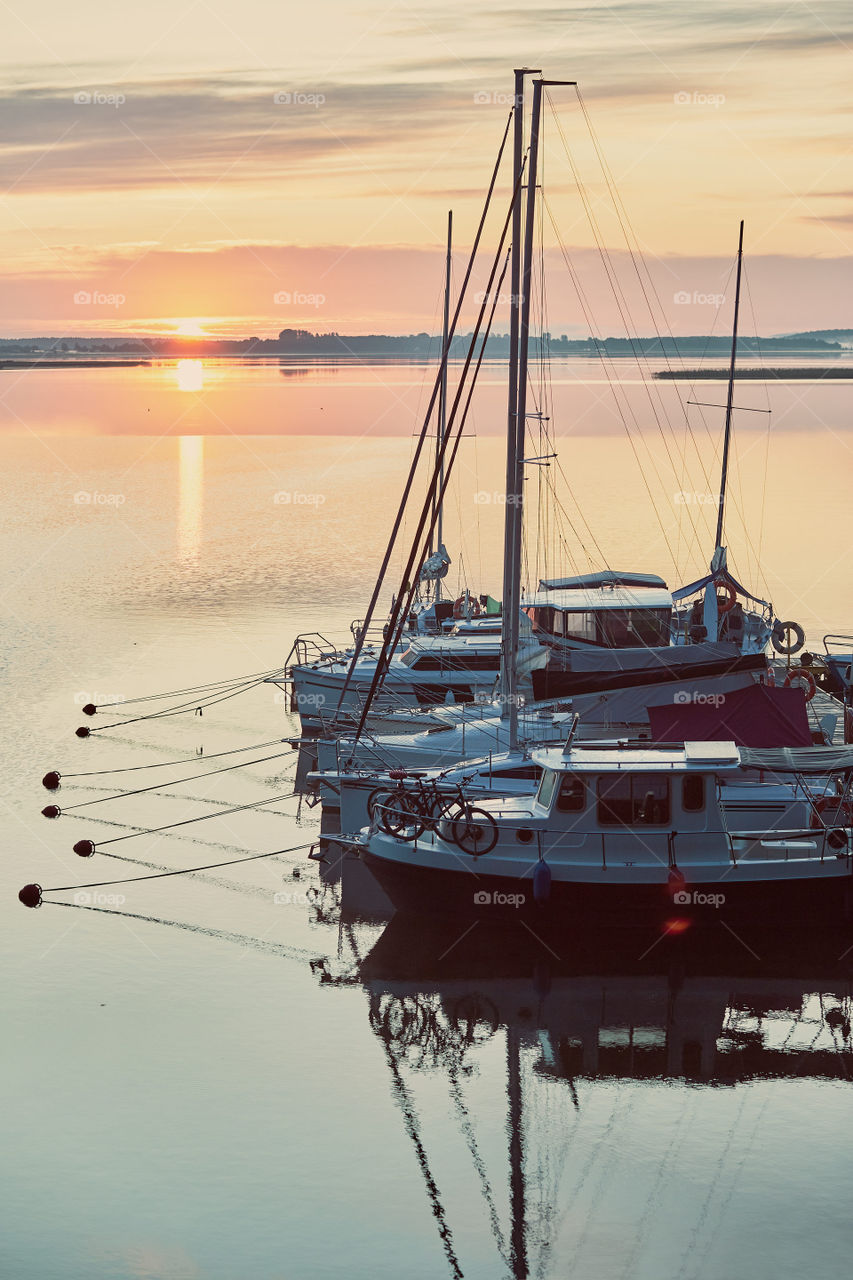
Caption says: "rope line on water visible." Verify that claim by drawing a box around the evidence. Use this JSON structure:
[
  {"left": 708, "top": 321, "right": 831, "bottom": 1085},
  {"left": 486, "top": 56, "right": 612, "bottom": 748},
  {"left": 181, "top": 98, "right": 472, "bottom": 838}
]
[
  {"left": 44, "top": 736, "right": 291, "bottom": 784},
  {"left": 22, "top": 839, "right": 318, "bottom": 900},
  {"left": 43, "top": 748, "right": 297, "bottom": 814},
  {"left": 90, "top": 666, "right": 283, "bottom": 709},
  {"left": 72, "top": 788, "right": 302, "bottom": 852},
  {"left": 79, "top": 673, "right": 280, "bottom": 735}
]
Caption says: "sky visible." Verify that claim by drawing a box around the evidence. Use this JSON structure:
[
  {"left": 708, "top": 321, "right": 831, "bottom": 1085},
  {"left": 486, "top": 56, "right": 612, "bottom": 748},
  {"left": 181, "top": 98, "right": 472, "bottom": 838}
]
[{"left": 1, "top": 0, "right": 850, "bottom": 337}]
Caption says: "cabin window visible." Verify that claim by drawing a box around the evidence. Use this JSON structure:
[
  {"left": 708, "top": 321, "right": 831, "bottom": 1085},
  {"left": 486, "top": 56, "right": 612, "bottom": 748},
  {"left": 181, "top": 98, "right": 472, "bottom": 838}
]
[
  {"left": 597, "top": 609, "right": 670, "bottom": 649},
  {"left": 410, "top": 654, "right": 498, "bottom": 671},
  {"left": 563, "top": 611, "right": 597, "bottom": 643},
  {"left": 537, "top": 769, "right": 558, "bottom": 809},
  {"left": 490, "top": 765, "right": 542, "bottom": 781},
  {"left": 682, "top": 775, "right": 705, "bottom": 812},
  {"left": 556, "top": 775, "right": 585, "bottom": 812},
  {"left": 597, "top": 774, "right": 670, "bottom": 825}
]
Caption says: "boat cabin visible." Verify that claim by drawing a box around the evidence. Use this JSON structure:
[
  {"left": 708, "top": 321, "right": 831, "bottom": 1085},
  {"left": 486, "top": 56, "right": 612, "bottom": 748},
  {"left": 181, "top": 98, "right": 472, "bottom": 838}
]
[
  {"left": 529, "top": 741, "right": 741, "bottom": 837},
  {"left": 524, "top": 573, "right": 673, "bottom": 650}
]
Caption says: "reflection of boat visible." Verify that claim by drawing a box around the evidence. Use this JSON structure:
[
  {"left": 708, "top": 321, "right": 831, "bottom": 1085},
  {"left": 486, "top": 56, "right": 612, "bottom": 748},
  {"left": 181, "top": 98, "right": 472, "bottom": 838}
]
[{"left": 348, "top": 917, "right": 853, "bottom": 1279}]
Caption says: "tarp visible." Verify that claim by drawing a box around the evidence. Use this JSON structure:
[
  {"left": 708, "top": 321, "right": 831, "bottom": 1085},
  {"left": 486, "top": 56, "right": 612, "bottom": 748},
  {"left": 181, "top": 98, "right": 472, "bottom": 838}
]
[
  {"left": 532, "top": 651, "right": 766, "bottom": 700},
  {"left": 539, "top": 570, "right": 668, "bottom": 591},
  {"left": 558, "top": 641, "right": 740, "bottom": 675},
  {"left": 739, "top": 744, "right": 853, "bottom": 775},
  {"left": 648, "top": 683, "right": 811, "bottom": 749}
]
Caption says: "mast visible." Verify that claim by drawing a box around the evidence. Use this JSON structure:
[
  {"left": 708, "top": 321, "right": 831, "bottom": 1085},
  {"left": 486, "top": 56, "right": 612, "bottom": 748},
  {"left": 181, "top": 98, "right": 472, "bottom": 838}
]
[
  {"left": 500, "top": 70, "right": 539, "bottom": 749},
  {"left": 505, "top": 78, "right": 544, "bottom": 750},
  {"left": 714, "top": 219, "right": 744, "bottom": 553},
  {"left": 434, "top": 209, "right": 453, "bottom": 582}
]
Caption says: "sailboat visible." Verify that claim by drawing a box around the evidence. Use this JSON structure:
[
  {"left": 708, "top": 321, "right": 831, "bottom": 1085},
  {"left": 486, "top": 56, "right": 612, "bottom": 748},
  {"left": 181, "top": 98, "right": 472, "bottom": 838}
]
[
  {"left": 280, "top": 208, "right": 526, "bottom": 732},
  {"left": 354, "top": 84, "right": 853, "bottom": 926},
  {"left": 671, "top": 222, "right": 805, "bottom": 659}
]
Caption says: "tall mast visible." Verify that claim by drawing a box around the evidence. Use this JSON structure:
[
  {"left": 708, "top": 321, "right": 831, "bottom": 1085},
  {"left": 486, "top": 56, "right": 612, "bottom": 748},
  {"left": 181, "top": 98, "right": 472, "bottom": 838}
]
[
  {"left": 434, "top": 210, "right": 453, "bottom": 579},
  {"left": 504, "top": 77, "right": 543, "bottom": 751},
  {"left": 714, "top": 219, "right": 744, "bottom": 552},
  {"left": 500, "top": 70, "right": 541, "bottom": 748}
]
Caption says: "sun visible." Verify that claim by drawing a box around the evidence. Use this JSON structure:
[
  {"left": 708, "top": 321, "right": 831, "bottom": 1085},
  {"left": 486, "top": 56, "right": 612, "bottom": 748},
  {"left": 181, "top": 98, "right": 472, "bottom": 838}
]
[{"left": 172, "top": 317, "right": 208, "bottom": 337}]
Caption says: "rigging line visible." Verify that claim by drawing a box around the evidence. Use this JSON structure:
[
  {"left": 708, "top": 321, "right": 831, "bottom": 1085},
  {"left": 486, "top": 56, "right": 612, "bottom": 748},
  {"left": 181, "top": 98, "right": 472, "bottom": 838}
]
[
  {"left": 570, "top": 86, "right": 733, "bottom": 500},
  {"left": 31, "top": 838, "right": 319, "bottom": 894},
  {"left": 380, "top": 259, "right": 511, "bottom": 680},
  {"left": 539, "top": 189, "right": 681, "bottom": 554},
  {"left": 82, "top": 673, "right": 274, "bottom": 734},
  {"left": 44, "top": 748, "right": 298, "bottom": 813},
  {"left": 540, "top": 98, "right": 712, "bottom": 576},
  {"left": 46, "top": 736, "right": 292, "bottom": 781},
  {"left": 75, "top": 788, "right": 301, "bottom": 849},
  {"left": 544, "top": 105, "right": 705, "bottom": 573},
  {"left": 90, "top": 666, "right": 282, "bottom": 708},
  {"left": 543, "top": 198, "right": 680, "bottom": 572},
  {"left": 353, "top": 242, "right": 515, "bottom": 743},
  {"left": 525, "top": 227, "right": 612, "bottom": 570},
  {"left": 331, "top": 108, "right": 515, "bottom": 724},
  {"left": 367, "top": 230, "right": 517, "bottom": 701}
]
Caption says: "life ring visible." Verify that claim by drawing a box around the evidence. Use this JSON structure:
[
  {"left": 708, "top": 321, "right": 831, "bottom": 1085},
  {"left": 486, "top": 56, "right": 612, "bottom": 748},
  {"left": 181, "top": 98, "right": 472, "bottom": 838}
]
[
  {"left": 715, "top": 580, "right": 737, "bottom": 614},
  {"left": 772, "top": 619, "right": 805, "bottom": 656},
  {"left": 785, "top": 667, "right": 816, "bottom": 702},
  {"left": 810, "top": 796, "right": 853, "bottom": 829},
  {"left": 453, "top": 594, "right": 482, "bottom": 620}
]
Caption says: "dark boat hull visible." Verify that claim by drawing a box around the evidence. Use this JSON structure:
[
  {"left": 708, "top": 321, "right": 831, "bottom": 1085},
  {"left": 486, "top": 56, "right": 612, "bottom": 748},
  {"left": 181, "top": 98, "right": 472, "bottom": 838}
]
[{"left": 361, "top": 849, "right": 853, "bottom": 930}]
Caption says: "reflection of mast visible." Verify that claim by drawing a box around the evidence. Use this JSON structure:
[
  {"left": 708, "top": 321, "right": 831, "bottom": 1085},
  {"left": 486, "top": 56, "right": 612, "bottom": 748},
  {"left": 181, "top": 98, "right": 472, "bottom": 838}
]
[{"left": 507, "top": 1025, "right": 528, "bottom": 1279}]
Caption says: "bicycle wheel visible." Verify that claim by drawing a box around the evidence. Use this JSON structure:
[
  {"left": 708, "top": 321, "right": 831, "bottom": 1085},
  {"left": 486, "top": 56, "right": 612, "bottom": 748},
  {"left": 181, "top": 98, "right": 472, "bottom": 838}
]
[{"left": 451, "top": 807, "right": 498, "bottom": 856}]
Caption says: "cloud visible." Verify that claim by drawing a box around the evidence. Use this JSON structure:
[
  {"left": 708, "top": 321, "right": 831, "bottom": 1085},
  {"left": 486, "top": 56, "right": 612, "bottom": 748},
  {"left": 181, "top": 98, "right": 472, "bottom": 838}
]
[{"left": 0, "top": 76, "right": 455, "bottom": 194}]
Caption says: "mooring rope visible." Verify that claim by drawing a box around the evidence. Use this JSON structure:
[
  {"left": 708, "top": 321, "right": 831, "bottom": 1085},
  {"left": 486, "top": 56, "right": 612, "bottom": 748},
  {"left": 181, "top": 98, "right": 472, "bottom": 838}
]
[
  {"left": 42, "top": 747, "right": 297, "bottom": 816},
  {"left": 19, "top": 838, "right": 319, "bottom": 906}
]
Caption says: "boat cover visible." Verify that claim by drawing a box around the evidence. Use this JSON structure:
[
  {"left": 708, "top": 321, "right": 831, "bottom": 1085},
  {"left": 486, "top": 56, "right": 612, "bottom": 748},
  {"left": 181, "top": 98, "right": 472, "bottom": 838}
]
[
  {"left": 560, "top": 641, "right": 739, "bottom": 674},
  {"left": 539, "top": 570, "right": 668, "bottom": 591},
  {"left": 648, "top": 683, "right": 811, "bottom": 749},
  {"left": 739, "top": 743, "right": 853, "bottom": 775}
]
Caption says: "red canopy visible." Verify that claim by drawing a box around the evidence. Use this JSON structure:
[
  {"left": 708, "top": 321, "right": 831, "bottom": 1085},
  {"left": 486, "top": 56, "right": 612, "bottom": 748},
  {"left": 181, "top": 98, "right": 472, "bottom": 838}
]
[{"left": 648, "top": 683, "right": 812, "bottom": 748}]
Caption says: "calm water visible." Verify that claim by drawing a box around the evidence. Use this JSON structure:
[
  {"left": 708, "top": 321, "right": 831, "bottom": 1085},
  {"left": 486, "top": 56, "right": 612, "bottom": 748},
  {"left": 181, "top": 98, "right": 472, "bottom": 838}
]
[{"left": 3, "top": 359, "right": 853, "bottom": 1280}]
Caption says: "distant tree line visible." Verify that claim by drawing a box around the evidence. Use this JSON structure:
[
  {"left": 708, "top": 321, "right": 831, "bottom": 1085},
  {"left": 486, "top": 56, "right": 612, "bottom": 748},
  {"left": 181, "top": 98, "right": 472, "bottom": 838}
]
[{"left": 0, "top": 329, "right": 845, "bottom": 357}]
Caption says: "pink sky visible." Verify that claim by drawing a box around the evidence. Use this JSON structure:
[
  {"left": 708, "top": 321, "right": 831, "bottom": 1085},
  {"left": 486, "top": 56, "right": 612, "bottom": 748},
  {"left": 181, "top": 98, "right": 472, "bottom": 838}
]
[{"left": 1, "top": 1, "right": 850, "bottom": 337}]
